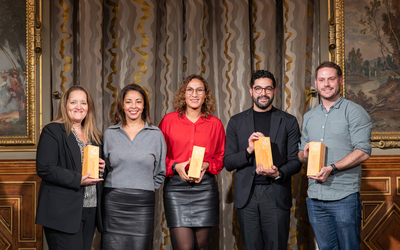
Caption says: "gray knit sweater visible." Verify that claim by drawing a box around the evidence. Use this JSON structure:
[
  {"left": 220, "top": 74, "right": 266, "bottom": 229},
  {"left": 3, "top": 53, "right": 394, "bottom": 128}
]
[{"left": 103, "top": 122, "right": 166, "bottom": 191}]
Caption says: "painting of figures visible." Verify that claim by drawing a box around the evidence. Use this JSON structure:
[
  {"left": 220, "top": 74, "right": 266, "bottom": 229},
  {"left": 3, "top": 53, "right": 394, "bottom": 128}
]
[
  {"left": 0, "top": 0, "right": 27, "bottom": 137},
  {"left": 344, "top": 0, "right": 400, "bottom": 134}
]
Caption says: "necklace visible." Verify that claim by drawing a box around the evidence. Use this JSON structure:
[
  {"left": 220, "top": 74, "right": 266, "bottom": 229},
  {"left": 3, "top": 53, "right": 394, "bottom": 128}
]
[{"left": 71, "top": 122, "right": 82, "bottom": 133}]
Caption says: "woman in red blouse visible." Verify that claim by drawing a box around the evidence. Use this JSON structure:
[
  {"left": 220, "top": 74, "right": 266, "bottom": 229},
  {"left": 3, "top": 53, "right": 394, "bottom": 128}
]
[{"left": 159, "top": 74, "right": 225, "bottom": 250}]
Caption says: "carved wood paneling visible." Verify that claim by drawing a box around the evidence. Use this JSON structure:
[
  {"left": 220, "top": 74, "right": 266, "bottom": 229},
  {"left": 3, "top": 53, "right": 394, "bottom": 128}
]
[
  {"left": 0, "top": 156, "right": 398, "bottom": 250},
  {"left": 0, "top": 160, "right": 42, "bottom": 250},
  {"left": 361, "top": 156, "right": 400, "bottom": 250}
]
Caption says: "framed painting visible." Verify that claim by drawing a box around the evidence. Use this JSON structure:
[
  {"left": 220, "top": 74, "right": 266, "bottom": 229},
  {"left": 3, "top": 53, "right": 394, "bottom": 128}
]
[
  {"left": 332, "top": 0, "right": 400, "bottom": 148},
  {"left": 0, "top": 0, "right": 41, "bottom": 151}
]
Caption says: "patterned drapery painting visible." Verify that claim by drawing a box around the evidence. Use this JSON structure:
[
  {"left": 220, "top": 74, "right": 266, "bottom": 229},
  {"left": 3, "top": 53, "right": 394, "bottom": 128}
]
[{"left": 50, "top": 0, "right": 320, "bottom": 249}]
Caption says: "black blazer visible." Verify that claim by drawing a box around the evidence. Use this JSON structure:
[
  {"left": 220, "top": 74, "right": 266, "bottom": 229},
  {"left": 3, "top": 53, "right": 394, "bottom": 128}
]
[
  {"left": 35, "top": 122, "right": 103, "bottom": 234},
  {"left": 224, "top": 107, "right": 301, "bottom": 209}
]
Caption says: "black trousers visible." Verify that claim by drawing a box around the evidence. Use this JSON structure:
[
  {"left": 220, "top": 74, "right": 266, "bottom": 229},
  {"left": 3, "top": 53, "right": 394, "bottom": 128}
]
[
  {"left": 44, "top": 207, "right": 96, "bottom": 250},
  {"left": 237, "top": 185, "right": 290, "bottom": 250}
]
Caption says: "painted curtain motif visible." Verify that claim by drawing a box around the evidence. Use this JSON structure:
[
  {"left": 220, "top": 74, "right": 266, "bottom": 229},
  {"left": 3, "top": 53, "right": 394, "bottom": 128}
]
[
  {"left": 0, "top": 0, "right": 27, "bottom": 136},
  {"left": 344, "top": 0, "right": 400, "bottom": 133}
]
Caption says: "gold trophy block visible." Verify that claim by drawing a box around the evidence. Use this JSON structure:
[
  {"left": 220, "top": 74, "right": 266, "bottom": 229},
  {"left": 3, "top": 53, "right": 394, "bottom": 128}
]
[
  {"left": 188, "top": 146, "right": 206, "bottom": 179},
  {"left": 307, "top": 142, "right": 326, "bottom": 176},
  {"left": 82, "top": 145, "right": 99, "bottom": 179},
  {"left": 254, "top": 137, "right": 273, "bottom": 169}
]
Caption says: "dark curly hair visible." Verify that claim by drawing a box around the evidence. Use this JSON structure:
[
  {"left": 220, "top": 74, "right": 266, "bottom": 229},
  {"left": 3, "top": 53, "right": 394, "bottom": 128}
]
[
  {"left": 112, "top": 83, "right": 152, "bottom": 126},
  {"left": 250, "top": 70, "right": 276, "bottom": 88},
  {"left": 315, "top": 61, "right": 342, "bottom": 78},
  {"left": 173, "top": 74, "right": 216, "bottom": 119}
]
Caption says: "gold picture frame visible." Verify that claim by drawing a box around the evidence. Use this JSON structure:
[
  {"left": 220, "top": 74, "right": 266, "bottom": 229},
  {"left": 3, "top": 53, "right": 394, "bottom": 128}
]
[
  {"left": 331, "top": 0, "right": 400, "bottom": 148},
  {"left": 0, "top": 0, "right": 41, "bottom": 151}
]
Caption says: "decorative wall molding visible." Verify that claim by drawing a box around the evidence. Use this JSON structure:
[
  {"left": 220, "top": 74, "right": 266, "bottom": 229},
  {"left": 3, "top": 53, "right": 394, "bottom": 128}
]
[{"left": 0, "top": 160, "right": 42, "bottom": 250}]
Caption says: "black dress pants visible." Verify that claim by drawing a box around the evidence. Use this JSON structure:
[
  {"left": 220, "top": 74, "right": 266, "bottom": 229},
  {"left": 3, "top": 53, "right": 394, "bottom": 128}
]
[
  {"left": 237, "top": 185, "right": 290, "bottom": 250},
  {"left": 44, "top": 207, "right": 96, "bottom": 250}
]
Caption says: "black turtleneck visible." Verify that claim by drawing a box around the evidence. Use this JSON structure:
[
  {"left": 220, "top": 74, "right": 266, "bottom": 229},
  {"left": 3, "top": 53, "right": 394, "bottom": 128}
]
[{"left": 253, "top": 108, "right": 273, "bottom": 185}]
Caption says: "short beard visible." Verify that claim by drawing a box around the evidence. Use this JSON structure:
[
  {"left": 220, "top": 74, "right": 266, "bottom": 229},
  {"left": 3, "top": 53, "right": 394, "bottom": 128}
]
[
  {"left": 317, "top": 87, "right": 341, "bottom": 102},
  {"left": 253, "top": 95, "right": 274, "bottom": 110}
]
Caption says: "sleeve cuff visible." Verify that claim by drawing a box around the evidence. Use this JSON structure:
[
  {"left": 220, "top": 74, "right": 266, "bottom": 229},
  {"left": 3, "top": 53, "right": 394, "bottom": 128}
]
[
  {"left": 355, "top": 146, "right": 372, "bottom": 156},
  {"left": 274, "top": 171, "right": 284, "bottom": 181},
  {"left": 245, "top": 150, "right": 253, "bottom": 160}
]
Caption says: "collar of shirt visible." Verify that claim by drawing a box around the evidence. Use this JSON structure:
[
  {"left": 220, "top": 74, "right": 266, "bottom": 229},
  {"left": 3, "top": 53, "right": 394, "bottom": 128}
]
[
  {"left": 108, "top": 122, "right": 157, "bottom": 131},
  {"left": 319, "top": 95, "right": 344, "bottom": 113},
  {"left": 181, "top": 113, "right": 207, "bottom": 125}
]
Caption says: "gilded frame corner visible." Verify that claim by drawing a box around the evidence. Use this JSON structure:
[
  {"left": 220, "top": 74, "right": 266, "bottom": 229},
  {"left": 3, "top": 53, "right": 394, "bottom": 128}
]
[
  {"left": 331, "top": 0, "right": 400, "bottom": 148},
  {"left": 0, "top": 0, "right": 41, "bottom": 151}
]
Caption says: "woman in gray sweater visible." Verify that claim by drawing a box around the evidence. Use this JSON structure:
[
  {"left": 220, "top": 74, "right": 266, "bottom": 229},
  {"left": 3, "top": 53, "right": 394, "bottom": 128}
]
[{"left": 101, "top": 84, "right": 166, "bottom": 250}]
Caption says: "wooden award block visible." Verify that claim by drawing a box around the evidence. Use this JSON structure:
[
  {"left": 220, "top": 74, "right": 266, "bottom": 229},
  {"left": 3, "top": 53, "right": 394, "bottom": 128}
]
[
  {"left": 188, "top": 146, "right": 206, "bottom": 179},
  {"left": 254, "top": 137, "right": 273, "bottom": 169},
  {"left": 82, "top": 145, "right": 99, "bottom": 179},
  {"left": 307, "top": 142, "right": 326, "bottom": 176}
]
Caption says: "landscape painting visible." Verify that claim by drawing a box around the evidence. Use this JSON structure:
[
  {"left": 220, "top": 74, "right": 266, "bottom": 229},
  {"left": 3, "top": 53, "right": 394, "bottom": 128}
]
[
  {"left": 0, "top": 0, "right": 38, "bottom": 148},
  {"left": 340, "top": 0, "right": 400, "bottom": 147},
  {"left": 0, "top": 0, "right": 27, "bottom": 136}
]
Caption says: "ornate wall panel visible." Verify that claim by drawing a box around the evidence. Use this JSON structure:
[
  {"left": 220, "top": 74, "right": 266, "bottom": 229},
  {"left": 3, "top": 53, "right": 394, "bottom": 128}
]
[
  {"left": 361, "top": 155, "right": 400, "bottom": 250},
  {"left": 0, "top": 160, "right": 42, "bottom": 250}
]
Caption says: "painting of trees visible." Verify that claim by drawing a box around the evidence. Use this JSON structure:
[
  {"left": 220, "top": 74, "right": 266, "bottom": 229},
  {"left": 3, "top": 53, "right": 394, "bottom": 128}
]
[
  {"left": 343, "top": 0, "right": 400, "bottom": 134},
  {"left": 359, "top": 0, "right": 400, "bottom": 75},
  {"left": 362, "top": 60, "right": 370, "bottom": 76},
  {"left": 346, "top": 47, "right": 363, "bottom": 75},
  {"left": 0, "top": 0, "right": 26, "bottom": 73}
]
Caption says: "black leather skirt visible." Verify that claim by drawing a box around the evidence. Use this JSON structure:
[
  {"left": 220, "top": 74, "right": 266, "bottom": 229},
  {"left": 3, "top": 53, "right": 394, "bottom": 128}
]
[
  {"left": 163, "top": 173, "right": 220, "bottom": 228},
  {"left": 101, "top": 187, "right": 155, "bottom": 250}
]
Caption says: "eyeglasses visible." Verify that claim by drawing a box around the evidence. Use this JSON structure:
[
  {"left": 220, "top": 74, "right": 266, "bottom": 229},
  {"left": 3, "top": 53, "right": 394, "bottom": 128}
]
[
  {"left": 186, "top": 88, "right": 205, "bottom": 96},
  {"left": 253, "top": 86, "right": 274, "bottom": 94}
]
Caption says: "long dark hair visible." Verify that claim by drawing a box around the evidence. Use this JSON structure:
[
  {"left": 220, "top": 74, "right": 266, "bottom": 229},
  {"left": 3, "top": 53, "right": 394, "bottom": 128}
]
[{"left": 112, "top": 83, "right": 152, "bottom": 126}]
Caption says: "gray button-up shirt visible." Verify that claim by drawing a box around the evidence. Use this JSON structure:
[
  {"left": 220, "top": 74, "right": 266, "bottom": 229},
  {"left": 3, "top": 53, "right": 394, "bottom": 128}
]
[{"left": 299, "top": 96, "right": 372, "bottom": 201}]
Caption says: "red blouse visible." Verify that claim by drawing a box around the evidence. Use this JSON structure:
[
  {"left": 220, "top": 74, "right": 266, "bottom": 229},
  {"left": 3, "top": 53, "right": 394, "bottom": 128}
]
[{"left": 159, "top": 111, "right": 226, "bottom": 178}]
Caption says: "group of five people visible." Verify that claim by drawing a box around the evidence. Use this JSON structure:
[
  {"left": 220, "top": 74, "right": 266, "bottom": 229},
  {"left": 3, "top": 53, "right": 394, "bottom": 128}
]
[{"left": 35, "top": 61, "right": 372, "bottom": 250}]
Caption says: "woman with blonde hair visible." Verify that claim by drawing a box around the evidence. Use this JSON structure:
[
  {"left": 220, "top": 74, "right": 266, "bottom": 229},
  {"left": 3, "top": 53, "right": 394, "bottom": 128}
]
[
  {"left": 36, "top": 85, "right": 104, "bottom": 250},
  {"left": 159, "top": 74, "right": 225, "bottom": 250}
]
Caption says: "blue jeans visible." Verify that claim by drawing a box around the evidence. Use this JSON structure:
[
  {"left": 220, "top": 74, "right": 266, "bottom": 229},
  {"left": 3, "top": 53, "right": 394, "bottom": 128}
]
[{"left": 306, "top": 192, "right": 362, "bottom": 250}]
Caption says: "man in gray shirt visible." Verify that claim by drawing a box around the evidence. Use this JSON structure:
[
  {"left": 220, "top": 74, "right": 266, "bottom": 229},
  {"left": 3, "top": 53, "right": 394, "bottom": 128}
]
[{"left": 298, "top": 61, "right": 372, "bottom": 250}]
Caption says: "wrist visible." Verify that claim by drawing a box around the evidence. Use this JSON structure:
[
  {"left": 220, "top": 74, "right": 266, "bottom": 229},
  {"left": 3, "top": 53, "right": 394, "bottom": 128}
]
[
  {"left": 274, "top": 171, "right": 282, "bottom": 180},
  {"left": 330, "top": 163, "right": 339, "bottom": 175},
  {"left": 247, "top": 147, "right": 254, "bottom": 154},
  {"left": 303, "top": 152, "right": 309, "bottom": 163},
  {"left": 202, "top": 162, "right": 210, "bottom": 171},
  {"left": 302, "top": 154, "right": 308, "bottom": 163},
  {"left": 172, "top": 162, "right": 178, "bottom": 173}
]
